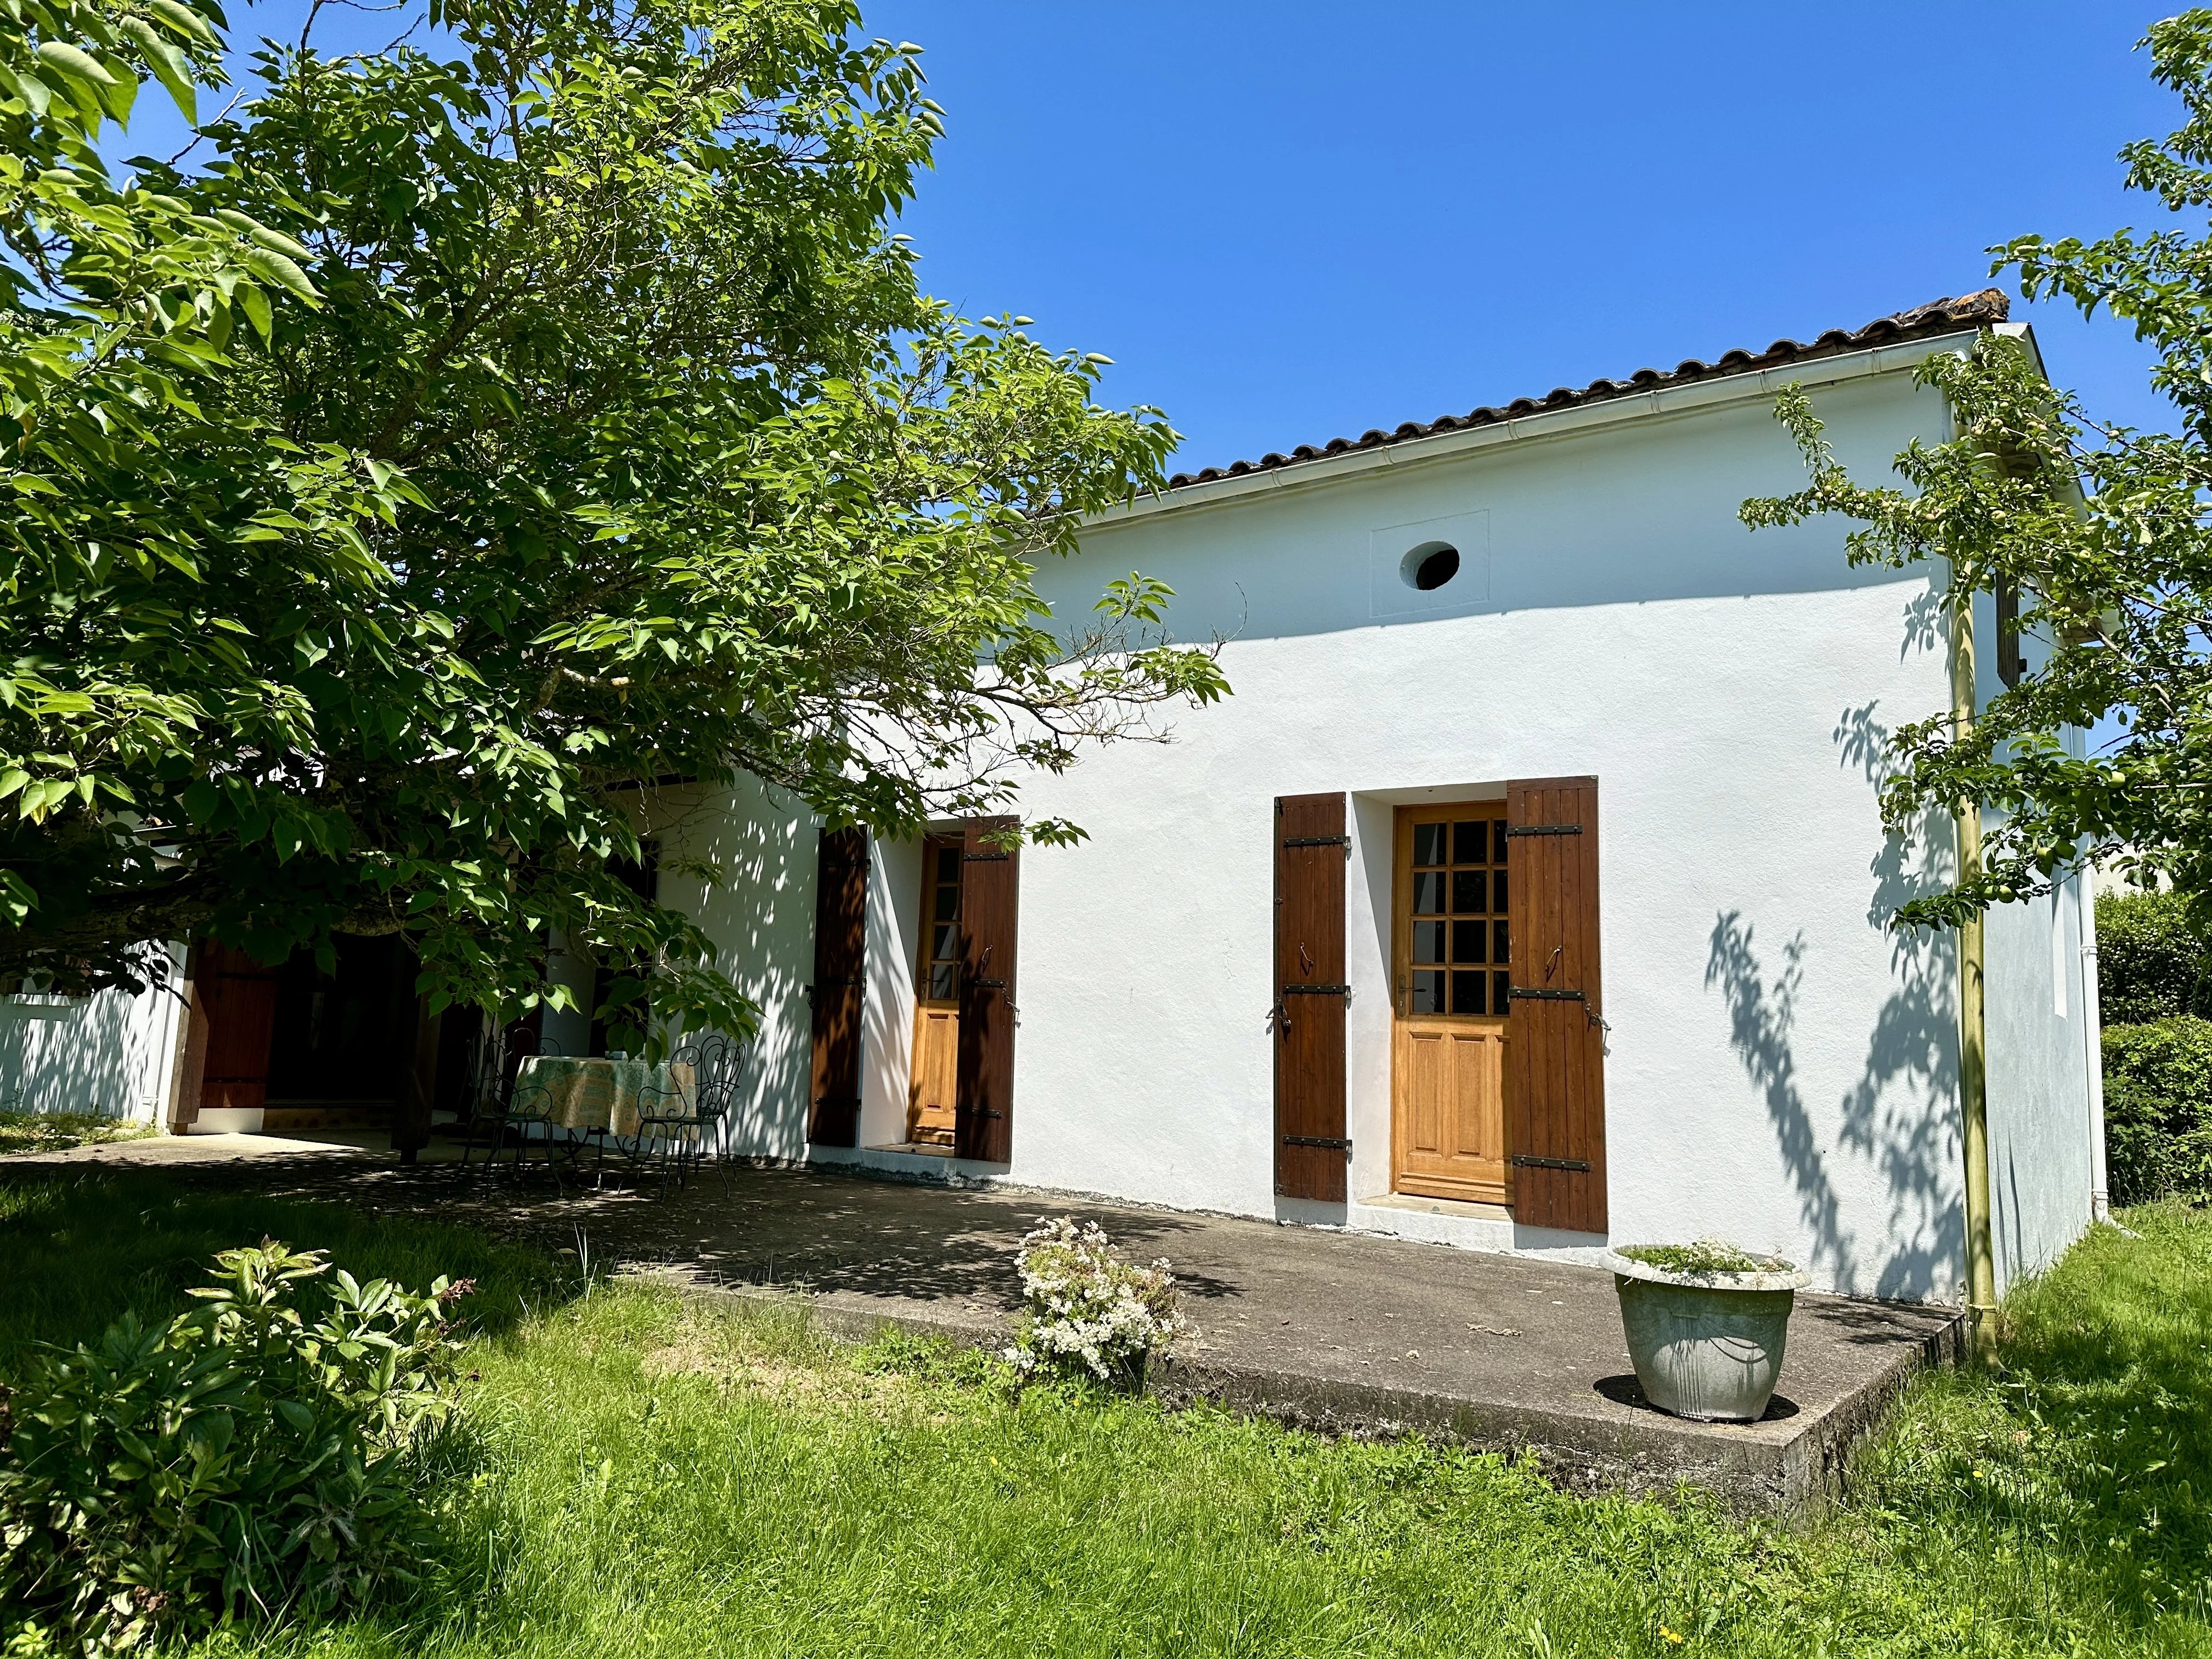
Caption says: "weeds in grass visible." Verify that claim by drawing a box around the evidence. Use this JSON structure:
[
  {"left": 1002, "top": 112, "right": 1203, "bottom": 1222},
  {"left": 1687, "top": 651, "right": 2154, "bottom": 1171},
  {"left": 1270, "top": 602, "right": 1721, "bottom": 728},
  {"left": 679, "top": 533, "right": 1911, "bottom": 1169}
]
[{"left": 0, "top": 1110, "right": 157, "bottom": 1157}]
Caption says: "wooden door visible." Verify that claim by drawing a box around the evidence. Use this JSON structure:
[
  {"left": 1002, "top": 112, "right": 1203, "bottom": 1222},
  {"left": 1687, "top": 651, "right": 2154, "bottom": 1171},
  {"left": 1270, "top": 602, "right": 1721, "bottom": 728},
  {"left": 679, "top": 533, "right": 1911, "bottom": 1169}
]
[
  {"left": 906, "top": 835, "right": 963, "bottom": 1146},
  {"left": 199, "top": 941, "right": 282, "bottom": 1113},
  {"left": 808, "top": 827, "right": 868, "bottom": 1147},
  {"left": 1274, "top": 793, "right": 1349, "bottom": 1201},
  {"left": 1504, "top": 776, "right": 1606, "bottom": 1232},
  {"left": 1391, "top": 806, "right": 1512, "bottom": 1204},
  {"left": 953, "top": 815, "right": 1019, "bottom": 1163}
]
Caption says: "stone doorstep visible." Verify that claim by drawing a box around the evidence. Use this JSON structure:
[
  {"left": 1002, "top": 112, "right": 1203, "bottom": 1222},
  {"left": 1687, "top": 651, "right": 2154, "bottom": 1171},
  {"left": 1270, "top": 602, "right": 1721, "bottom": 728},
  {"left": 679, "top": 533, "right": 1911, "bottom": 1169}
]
[{"left": 623, "top": 1266, "right": 1965, "bottom": 1517}]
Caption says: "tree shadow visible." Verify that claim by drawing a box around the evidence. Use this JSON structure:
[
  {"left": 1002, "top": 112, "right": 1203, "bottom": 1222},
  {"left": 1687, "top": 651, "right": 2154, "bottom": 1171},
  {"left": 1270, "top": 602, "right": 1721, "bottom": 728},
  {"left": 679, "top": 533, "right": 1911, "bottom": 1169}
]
[
  {"left": 1705, "top": 899, "right": 1961, "bottom": 1300},
  {"left": 0, "top": 1165, "right": 566, "bottom": 1372}
]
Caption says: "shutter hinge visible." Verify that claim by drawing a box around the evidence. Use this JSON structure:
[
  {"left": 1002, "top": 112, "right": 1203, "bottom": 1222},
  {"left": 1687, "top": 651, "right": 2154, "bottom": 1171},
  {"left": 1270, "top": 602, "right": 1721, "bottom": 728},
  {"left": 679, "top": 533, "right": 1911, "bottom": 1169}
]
[
  {"left": 1511, "top": 1154, "right": 1592, "bottom": 1172},
  {"left": 971, "top": 977, "right": 1007, "bottom": 989},
  {"left": 956, "top": 1105, "right": 1005, "bottom": 1120},
  {"left": 1506, "top": 824, "right": 1582, "bottom": 837},
  {"left": 1283, "top": 1135, "right": 1351, "bottom": 1152},
  {"left": 1282, "top": 834, "right": 1351, "bottom": 859},
  {"left": 1281, "top": 983, "right": 1350, "bottom": 996},
  {"left": 963, "top": 851, "right": 1012, "bottom": 862},
  {"left": 1508, "top": 986, "right": 1584, "bottom": 1002}
]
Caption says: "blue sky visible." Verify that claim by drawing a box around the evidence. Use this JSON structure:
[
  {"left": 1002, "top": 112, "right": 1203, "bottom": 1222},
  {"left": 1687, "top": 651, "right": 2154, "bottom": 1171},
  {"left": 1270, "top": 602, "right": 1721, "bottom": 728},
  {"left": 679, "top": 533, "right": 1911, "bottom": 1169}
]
[
  {"left": 157, "top": 1, "right": 2186, "bottom": 475},
  {"left": 856, "top": 1, "right": 2185, "bottom": 475}
]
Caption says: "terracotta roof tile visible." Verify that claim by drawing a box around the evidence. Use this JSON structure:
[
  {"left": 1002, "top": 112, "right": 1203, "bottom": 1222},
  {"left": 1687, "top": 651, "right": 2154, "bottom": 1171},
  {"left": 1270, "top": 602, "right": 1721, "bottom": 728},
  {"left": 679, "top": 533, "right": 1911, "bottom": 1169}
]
[{"left": 1163, "top": 289, "right": 2010, "bottom": 490}]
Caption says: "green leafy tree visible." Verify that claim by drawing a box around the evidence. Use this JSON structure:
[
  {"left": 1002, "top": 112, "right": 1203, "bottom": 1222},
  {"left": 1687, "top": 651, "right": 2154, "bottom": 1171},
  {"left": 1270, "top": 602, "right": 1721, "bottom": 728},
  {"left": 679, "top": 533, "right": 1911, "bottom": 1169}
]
[
  {"left": 0, "top": 0, "right": 1226, "bottom": 1047},
  {"left": 1741, "top": 12, "right": 2212, "bottom": 928}
]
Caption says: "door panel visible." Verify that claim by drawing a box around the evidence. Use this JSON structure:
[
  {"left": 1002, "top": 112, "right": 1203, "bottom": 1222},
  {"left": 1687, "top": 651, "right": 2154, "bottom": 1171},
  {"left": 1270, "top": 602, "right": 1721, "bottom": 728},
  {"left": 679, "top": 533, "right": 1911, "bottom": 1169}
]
[
  {"left": 1394, "top": 1025, "right": 1509, "bottom": 1201},
  {"left": 200, "top": 942, "right": 281, "bottom": 1112},
  {"left": 1390, "top": 805, "right": 1512, "bottom": 1205}
]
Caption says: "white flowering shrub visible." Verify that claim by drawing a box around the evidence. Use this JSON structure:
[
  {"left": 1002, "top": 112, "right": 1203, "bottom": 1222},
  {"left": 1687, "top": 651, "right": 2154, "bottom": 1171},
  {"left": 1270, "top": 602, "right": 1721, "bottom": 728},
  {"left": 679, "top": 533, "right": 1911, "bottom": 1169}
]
[{"left": 1003, "top": 1217, "right": 1191, "bottom": 1384}]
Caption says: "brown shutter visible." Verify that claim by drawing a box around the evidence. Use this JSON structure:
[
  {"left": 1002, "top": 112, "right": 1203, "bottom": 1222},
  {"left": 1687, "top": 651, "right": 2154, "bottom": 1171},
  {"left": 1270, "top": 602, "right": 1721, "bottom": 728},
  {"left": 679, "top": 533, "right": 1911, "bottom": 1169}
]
[
  {"left": 808, "top": 826, "right": 868, "bottom": 1146},
  {"left": 1274, "top": 792, "right": 1349, "bottom": 1201},
  {"left": 955, "top": 814, "right": 1020, "bottom": 1162},
  {"left": 1504, "top": 776, "right": 1607, "bottom": 1232}
]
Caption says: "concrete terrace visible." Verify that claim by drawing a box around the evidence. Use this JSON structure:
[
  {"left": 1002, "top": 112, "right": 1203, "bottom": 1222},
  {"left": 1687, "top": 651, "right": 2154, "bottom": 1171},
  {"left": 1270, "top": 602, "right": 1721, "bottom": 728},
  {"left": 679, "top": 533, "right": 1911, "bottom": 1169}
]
[{"left": 9, "top": 1131, "right": 1961, "bottom": 1512}]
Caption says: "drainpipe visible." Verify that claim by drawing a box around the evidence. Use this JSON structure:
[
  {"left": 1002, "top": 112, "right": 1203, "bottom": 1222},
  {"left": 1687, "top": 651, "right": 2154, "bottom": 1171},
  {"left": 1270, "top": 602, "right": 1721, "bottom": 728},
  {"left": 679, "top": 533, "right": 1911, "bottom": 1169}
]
[
  {"left": 1951, "top": 586, "right": 2000, "bottom": 1365},
  {"left": 2078, "top": 870, "right": 2111, "bottom": 1223}
]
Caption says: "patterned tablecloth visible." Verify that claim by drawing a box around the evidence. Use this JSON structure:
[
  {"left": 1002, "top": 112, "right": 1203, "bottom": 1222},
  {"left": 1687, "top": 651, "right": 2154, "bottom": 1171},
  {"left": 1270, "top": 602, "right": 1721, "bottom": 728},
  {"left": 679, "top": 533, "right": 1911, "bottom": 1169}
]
[{"left": 515, "top": 1056, "right": 695, "bottom": 1140}]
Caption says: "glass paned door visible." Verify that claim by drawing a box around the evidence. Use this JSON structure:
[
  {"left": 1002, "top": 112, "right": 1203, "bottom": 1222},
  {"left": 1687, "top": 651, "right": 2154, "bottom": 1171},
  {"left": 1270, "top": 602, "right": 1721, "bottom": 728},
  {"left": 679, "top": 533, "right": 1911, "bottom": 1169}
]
[
  {"left": 907, "top": 837, "right": 963, "bottom": 1146},
  {"left": 1392, "top": 804, "right": 1511, "bottom": 1205}
]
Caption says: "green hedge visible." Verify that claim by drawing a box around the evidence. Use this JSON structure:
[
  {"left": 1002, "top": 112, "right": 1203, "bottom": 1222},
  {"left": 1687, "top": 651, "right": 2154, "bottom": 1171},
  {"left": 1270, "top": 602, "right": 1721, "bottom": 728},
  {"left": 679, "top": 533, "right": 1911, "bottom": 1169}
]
[
  {"left": 2095, "top": 890, "right": 2212, "bottom": 1025},
  {"left": 2103, "top": 1015, "right": 2212, "bottom": 1206}
]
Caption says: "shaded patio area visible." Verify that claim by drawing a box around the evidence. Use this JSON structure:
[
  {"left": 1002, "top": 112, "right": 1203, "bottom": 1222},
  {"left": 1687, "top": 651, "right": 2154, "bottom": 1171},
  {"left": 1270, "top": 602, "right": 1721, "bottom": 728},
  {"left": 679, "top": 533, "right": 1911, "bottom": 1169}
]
[{"left": 11, "top": 1131, "right": 1960, "bottom": 1512}]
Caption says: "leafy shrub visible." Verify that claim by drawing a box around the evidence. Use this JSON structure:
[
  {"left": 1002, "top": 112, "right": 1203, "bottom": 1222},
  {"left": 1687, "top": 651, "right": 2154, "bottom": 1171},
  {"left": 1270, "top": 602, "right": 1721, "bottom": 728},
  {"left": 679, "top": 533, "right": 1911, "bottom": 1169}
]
[
  {"left": 2103, "top": 1016, "right": 2212, "bottom": 1206},
  {"left": 0, "top": 1241, "right": 470, "bottom": 1655},
  {"left": 2096, "top": 890, "right": 2212, "bottom": 1025},
  {"left": 1003, "top": 1217, "right": 1190, "bottom": 1385}
]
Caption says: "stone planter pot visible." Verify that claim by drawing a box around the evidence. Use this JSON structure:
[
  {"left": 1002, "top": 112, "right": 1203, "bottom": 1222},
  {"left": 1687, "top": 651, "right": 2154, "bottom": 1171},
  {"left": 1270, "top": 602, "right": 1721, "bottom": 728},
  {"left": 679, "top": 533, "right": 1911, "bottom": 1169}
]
[{"left": 1602, "top": 1251, "right": 1812, "bottom": 1423}]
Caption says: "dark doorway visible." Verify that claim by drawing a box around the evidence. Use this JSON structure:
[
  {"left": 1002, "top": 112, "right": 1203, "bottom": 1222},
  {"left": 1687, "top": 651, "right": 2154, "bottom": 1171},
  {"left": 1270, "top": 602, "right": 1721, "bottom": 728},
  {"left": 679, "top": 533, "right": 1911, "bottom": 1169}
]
[{"left": 259, "top": 934, "right": 417, "bottom": 1126}]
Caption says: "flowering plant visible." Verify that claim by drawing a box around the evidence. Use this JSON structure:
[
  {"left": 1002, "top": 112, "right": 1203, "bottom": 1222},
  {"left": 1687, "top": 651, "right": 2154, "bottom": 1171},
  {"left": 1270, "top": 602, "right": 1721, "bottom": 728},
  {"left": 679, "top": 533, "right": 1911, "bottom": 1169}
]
[{"left": 1003, "top": 1217, "right": 1191, "bottom": 1384}]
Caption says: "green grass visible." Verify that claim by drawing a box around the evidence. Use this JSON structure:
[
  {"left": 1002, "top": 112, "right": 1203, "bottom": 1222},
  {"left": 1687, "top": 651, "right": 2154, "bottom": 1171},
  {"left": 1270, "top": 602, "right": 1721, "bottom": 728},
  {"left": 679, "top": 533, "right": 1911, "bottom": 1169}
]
[
  {"left": 2, "top": 1173, "right": 2208, "bottom": 1657},
  {"left": 0, "top": 1109, "right": 158, "bottom": 1157}
]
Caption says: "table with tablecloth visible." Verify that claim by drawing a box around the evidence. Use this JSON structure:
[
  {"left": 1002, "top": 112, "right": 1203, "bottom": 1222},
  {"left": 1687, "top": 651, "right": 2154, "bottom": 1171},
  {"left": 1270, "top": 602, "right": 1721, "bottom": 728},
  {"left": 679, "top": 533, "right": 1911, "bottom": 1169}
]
[{"left": 514, "top": 1055, "right": 696, "bottom": 1141}]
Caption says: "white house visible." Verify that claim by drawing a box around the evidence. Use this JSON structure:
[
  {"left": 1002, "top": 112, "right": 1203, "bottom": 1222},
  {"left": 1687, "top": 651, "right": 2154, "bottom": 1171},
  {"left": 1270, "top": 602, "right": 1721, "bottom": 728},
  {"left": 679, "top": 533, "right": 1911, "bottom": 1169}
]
[
  {"left": 657, "top": 289, "right": 2106, "bottom": 1305},
  {"left": 11, "top": 290, "right": 2106, "bottom": 1311}
]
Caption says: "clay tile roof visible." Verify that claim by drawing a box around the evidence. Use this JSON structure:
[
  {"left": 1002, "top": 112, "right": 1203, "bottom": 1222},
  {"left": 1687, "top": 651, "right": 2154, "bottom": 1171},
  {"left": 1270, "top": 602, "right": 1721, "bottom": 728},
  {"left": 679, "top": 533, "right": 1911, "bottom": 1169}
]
[{"left": 1162, "top": 289, "right": 2010, "bottom": 491}]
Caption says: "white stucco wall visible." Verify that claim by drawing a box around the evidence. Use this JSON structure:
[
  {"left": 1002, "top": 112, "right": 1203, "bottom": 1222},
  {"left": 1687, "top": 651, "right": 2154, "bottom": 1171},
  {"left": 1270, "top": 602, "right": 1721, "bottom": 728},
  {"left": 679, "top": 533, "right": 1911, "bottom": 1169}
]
[
  {"left": 0, "top": 944, "right": 183, "bottom": 1123},
  {"left": 668, "top": 326, "right": 2097, "bottom": 1303},
  {"left": 1976, "top": 608, "right": 2100, "bottom": 1291},
  {"left": 653, "top": 774, "right": 819, "bottom": 1159}
]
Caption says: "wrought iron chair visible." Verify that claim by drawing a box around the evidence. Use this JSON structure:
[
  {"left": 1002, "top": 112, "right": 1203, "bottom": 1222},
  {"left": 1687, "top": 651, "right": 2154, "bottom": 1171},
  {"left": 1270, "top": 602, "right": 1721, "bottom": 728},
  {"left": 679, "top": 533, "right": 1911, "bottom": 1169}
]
[
  {"left": 458, "top": 1024, "right": 566, "bottom": 1179},
  {"left": 454, "top": 1020, "right": 521, "bottom": 1167},
  {"left": 637, "top": 1032, "right": 741, "bottom": 1193}
]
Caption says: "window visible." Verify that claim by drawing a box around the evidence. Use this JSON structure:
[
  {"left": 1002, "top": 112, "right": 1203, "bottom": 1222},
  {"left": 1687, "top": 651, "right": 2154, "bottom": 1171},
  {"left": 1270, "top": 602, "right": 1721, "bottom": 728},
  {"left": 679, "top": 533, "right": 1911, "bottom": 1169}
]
[
  {"left": 917, "top": 839, "right": 963, "bottom": 1002},
  {"left": 1400, "top": 541, "right": 1461, "bottom": 592},
  {"left": 1405, "top": 811, "right": 1509, "bottom": 1017}
]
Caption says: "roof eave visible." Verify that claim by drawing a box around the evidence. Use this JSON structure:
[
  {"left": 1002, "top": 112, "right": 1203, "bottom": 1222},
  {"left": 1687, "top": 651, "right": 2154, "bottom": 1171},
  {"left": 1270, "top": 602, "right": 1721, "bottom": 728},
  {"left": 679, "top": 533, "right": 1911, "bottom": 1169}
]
[{"left": 1091, "top": 321, "right": 2010, "bottom": 530}]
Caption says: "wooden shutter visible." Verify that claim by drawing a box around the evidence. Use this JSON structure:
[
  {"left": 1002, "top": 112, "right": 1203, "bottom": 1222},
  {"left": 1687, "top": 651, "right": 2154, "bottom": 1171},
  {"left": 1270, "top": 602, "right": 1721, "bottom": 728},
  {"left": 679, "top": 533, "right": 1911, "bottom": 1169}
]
[
  {"left": 955, "top": 815, "right": 1020, "bottom": 1163},
  {"left": 199, "top": 941, "right": 281, "bottom": 1112},
  {"left": 1274, "top": 793, "right": 1349, "bottom": 1201},
  {"left": 1504, "top": 776, "right": 1606, "bottom": 1232},
  {"left": 808, "top": 826, "right": 868, "bottom": 1146}
]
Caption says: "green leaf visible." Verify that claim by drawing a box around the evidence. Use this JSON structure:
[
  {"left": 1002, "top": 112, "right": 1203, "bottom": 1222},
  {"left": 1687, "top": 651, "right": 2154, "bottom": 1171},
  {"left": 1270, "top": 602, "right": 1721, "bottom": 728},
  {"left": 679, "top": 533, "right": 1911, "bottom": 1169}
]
[
  {"left": 120, "top": 17, "right": 195, "bottom": 125},
  {"left": 36, "top": 41, "right": 117, "bottom": 88},
  {"left": 241, "top": 247, "right": 318, "bottom": 304},
  {"left": 146, "top": 0, "right": 222, "bottom": 44}
]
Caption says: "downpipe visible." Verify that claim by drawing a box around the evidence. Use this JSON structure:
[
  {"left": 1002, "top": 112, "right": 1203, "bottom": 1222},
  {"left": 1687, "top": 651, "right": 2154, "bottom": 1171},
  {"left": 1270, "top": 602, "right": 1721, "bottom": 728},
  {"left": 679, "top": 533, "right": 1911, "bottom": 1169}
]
[{"left": 1951, "top": 589, "right": 2000, "bottom": 1367}]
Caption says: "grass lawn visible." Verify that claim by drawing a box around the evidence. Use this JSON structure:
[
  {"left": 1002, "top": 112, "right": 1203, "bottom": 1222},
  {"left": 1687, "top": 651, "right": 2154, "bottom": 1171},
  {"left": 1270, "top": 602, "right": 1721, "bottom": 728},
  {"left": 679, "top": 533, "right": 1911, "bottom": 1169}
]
[
  {"left": 0, "top": 1109, "right": 159, "bottom": 1156},
  {"left": 2, "top": 1171, "right": 2208, "bottom": 1657}
]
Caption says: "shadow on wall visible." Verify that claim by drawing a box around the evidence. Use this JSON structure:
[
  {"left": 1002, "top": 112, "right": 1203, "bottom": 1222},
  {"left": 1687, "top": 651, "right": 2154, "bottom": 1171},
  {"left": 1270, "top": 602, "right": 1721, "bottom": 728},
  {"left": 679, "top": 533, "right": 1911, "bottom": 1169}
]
[
  {"left": 1706, "top": 878, "right": 1962, "bottom": 1300},
  {"left": 657, "top": 786, "right": 815, "bottom": 1161},
  {"left": 0, "top": 950, "right": 180, "bottom": 1121}
]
